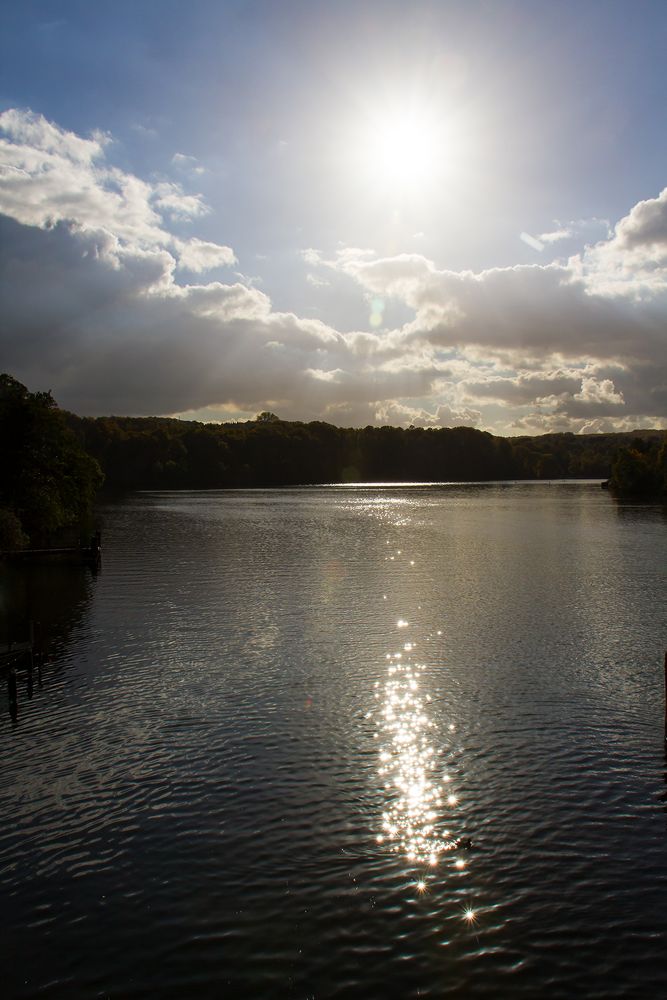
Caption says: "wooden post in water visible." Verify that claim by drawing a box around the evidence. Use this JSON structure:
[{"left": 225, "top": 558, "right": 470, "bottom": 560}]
[
  {"left": 664, "top": 651, "right": 667, "bottom": 741},
  {"left": 8, "top": 668, "right": 18, "bottom": 722}
]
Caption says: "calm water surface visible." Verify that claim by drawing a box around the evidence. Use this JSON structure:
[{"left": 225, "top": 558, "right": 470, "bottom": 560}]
[{"left": 1, "top": 483, "right": 666, "bottom": 998}]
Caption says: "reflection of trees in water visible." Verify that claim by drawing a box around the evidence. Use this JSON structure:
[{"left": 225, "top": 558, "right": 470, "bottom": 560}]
[
  {"left": 611, "top": 498, "right": 667, "bottom": 524},
  {"left": 1, "top": 562, "right": 94, "bottom": 721}
]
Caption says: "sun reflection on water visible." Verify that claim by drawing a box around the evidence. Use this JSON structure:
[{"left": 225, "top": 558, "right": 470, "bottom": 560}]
[
  {"left": 375, "top": 619, "right": 466, "bottom": 874},
  {"left": 370, "top": 536, "right": 475, "bottom": 919}
]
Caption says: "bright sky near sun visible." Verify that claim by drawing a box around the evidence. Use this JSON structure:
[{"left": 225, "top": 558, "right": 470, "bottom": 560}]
[{"left": 1, "top": 0, "right": 666, "bottom": 433}]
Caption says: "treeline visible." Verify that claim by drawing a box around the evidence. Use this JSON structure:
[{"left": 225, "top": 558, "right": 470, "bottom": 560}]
[
  {"left": 63, "top": 408, "right": 666, "bottom": 493},
  {"left": 2, "top": 373, "right": 665, "bottom": 549},
  {"left": 609, "top": 437, "right": 667, "bottom": 495},
  {"left": 0, "top": 375, "right": 103, "bottom": 548}
]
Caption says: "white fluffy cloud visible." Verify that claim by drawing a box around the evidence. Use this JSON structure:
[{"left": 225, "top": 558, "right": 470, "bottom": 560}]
[
  {"left": 176, "top": 238, "right": 237, "bottom": 272},
  {"left": 581, "top": 188, "right": 667, "bottom": 295},
  {"left": 0, "top": 109, "right": 233, "bottom": 273},
  {"left": 374, "top": 400, "right": 481, "bottom": 428},
  {"left": 1, "top": 108, "right": 665, "bottom": 432}
]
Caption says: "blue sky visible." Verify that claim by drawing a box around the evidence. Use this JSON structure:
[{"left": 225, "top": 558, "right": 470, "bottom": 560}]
[{"left": 1, "top": 0, "right": 666, "bottom": 431}]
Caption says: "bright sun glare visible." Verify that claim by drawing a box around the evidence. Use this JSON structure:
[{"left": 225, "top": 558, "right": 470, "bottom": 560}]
[
  {"left": 341, "top": 97, "right": 464, "bottom": 201},
  {"left": 366, "top": 108, "right": 444, "bottom": 191}
]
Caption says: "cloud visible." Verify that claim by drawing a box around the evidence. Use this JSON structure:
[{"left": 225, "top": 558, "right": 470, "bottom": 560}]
[
  {"left": 0, "top": 211, "right": 442, "bottom": 421},
  {"left": 521, "top": 217, "right": 612, "bottom": 254},
  {"left": 0, "top": 214, "right": 343, "bottom": 415},
  {"left": 612, "top": 192, "right": 667, "bottom": 250},
  {"left": 171, "top": 152, "right": 206, "bottom": 175},
  {"left": 176, "top": 237, "right": 236, "bottom": 272},
  {"left": 578, "top": 189, "right": 667, "bottom": 295},
  {"left": 306, "top": 368, "right": 343, "bottom": 383},
  {"left": 573, "top": 376, "right": 624, "bottom": 407},
  {"left": 322, "top": 192, "right": 667, "bottom": 421},
  {"left": 152, "top": 182, "right": 207, "bottom": 220},
  {"left": 460, "top": 366, "right": 638, "bottom": 421},
  {"left": 374, "top": 400, "right": 481, "bottom": 428},
  {"left": 0, "top": 108, "right": 210, "bottom": 260},
  {"left": 0, "top": 107, "right": 109, "bottom": 163},
  {"left": 312, "top": 193, "right": 667, "bottom": 426},
  {"left": 537, "top": 227, "right": 571, "bottom": 244},
  {"left": 537, "top": 218, "right": 610, "bottom": 245},
  {"left": 306, "top": 272, "right": 330, "bottom": 288},
  {"left": 131, "top": 122, "right": 159, "bottom": 140},
  {"left": 1, "top": 109, "right": 665, "bottom": 432},
  {"left": 300, "top": 247, "right": 323, "bottom": 267}
]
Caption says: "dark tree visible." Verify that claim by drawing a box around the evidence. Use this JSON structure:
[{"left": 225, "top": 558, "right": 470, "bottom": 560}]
[
  {"left": 610, "top": 440, "right": 665, "bottom": 495},
  {"left": 4, "top": 374, "right": 651, "bottom": 495},
  {"left": 0, "top": 374, "right": 103, "bottom": 546}
]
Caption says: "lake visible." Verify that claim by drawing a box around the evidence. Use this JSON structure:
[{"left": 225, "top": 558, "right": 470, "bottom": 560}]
[{"left": 1, "top": 482, "right": 666, "bottom": 998}]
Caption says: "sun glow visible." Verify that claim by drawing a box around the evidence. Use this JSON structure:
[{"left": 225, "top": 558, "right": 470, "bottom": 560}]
[
  {"left": 345, "top": 97, "right": 465, "bottom": 202},
  {"left": 367, "top": 108, "right": 443, "bottom": 189}
]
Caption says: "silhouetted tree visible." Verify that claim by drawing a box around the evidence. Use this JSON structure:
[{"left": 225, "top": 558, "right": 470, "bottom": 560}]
[
  {"left": 610, "top": 442, "right": 665, "bottom": 495},
  {"left": 5, "top": 375, "right": 644, "bottom": 494},
  {"left": 0, "top": 374, "right": 103, "bottom": 544}
]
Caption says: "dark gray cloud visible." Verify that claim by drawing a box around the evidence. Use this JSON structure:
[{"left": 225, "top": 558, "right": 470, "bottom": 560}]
[{"left": 0, "top": 216, "right": 440, "bottom": 419}]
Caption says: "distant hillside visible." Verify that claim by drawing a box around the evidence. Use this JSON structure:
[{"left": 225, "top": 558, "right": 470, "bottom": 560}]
[
  {"left": 63, "top": 409, "right": 666, "bottom": 493},
  {"left": 4, "top": 372, "right": 663, "bottom": 526}
]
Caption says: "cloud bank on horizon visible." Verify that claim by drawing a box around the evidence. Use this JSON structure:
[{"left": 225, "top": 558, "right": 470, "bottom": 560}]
[{"left": 1, "top": 84, "right": 666, "bottom": 434}]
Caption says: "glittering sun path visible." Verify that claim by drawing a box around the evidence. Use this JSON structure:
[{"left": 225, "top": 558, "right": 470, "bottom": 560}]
[{"left": 372, "top": 540, "right": 474, "bottom": 915}]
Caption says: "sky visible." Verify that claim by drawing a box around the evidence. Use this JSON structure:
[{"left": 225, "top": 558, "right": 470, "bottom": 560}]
[{"left": 1, "top": 0, "right": 666, "bottom": 434}]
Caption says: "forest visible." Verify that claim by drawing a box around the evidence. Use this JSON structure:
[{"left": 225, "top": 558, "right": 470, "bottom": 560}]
[
  {"left": 66, "top": 407, "right": 665, "bottom": 493},
  {"left": 1, "top": 375, "right": 665, "bottom": 547},
  {"left": 0, "top": 374, "right": 103, "bottom": 548}
]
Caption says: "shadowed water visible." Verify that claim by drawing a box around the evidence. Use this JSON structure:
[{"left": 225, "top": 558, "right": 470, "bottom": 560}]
[{"left": 1, "top": 483, "right": 666, "bottom": 998}]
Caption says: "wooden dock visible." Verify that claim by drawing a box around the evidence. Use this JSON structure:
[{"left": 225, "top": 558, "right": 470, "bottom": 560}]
[
  {"left": 1, "top": 620, "right": 38, "bottom": 672},
  {"left": 1, "top": 626, "right": 40, "bottom": 722},
  {"left": 0, "top": 643, "right": 32, "bottom": 669},
  {"left": 0, "top": 532, "right": 101, "bottom": 566}
]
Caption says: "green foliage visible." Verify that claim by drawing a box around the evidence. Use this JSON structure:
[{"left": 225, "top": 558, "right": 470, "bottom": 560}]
[
  {"left": 64, "top": 411, "right": 666, "bottom": 492},
  {"left": 5, "top": 373, "right": 664, "bottom": 497},
  {"left": 610, "top": 437, "right": 666, "bottom": 496},
  {"left": 0, "top": 507, "right": 29, "bottom": 549},
  {"left": 0, "top": 374, "right": 104, "bottom": 545}
]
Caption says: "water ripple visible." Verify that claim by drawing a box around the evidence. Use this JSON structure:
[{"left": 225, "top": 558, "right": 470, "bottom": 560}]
[{"left": 1, "top": 485, "right": 666, "bottom": 999}]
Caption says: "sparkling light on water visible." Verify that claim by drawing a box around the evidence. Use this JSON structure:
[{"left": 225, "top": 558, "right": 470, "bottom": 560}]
[
  {"left": 372, "top": 540, "right": 474, "bottom": 918},
  {"left": 376, "top": 624, "right": 463, "bottom": 869}
]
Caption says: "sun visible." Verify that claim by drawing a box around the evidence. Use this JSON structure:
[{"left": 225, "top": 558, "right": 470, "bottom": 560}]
[
  {"left": 365, "top": 107, "right": 444, "bottom": 192},
  {"left": 335, "top": 90, "right": 472, "bottom": 217}
]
